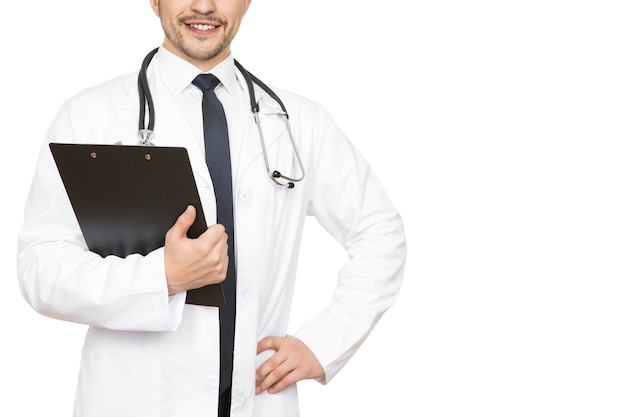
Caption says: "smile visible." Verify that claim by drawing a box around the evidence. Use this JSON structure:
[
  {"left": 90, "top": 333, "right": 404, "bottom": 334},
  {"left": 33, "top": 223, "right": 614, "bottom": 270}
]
[{"left": 189, "top": 23, "right": 217, "bottom": 31}]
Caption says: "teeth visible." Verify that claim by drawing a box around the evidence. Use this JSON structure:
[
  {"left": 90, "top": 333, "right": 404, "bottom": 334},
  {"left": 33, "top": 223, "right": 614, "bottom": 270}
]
[{"left": 190, "top": 24, "right": 216, "bottom": 31}]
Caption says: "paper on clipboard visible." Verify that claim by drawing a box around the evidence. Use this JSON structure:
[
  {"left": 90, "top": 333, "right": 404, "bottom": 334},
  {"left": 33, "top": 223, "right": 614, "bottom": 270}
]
[{"left": 49, "top": 143, "right": 225, "bottom": 307}]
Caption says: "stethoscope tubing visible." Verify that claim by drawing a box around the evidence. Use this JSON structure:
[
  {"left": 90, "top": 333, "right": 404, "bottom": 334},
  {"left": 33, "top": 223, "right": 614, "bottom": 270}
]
[
  {"left": 138, "top": 48, "right": 159, "bottom": 146},
  {"left": 137, "top": 48, "right": 305, "bottom": 188}
]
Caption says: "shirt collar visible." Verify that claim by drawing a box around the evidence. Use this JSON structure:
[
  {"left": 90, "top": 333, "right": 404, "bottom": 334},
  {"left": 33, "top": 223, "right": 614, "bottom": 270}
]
[{"left": 154, "top": 46, "right": 240, "bottom": 96}]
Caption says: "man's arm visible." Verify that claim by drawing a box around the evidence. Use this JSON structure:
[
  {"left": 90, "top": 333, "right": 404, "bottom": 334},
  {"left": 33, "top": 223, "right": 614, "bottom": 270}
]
[
  {"left": 18, "top": 95, "right": 228, "bottom": 332},
  {"left": 254, "top": 100, "right": 407, "bottom": 392}
]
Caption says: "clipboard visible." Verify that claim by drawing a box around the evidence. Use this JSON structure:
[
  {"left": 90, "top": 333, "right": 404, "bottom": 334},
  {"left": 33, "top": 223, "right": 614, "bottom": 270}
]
[{"left": 49, "top": 143, "right": 225, "bottom": 307}]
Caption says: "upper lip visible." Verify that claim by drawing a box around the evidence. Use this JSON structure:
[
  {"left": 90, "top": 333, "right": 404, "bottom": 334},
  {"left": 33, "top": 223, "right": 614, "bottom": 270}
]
[
  {"left": 187, "top": 21, "right": 219, "bottom": 26},
  {"left": 183, "top": 16, "right": 224, "bottom": 27}
]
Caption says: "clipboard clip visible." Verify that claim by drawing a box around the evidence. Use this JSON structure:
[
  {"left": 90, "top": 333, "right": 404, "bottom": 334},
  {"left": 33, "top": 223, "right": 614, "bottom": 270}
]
[{"left": 138, "top": 129, "right": 154, "bottom": 146}]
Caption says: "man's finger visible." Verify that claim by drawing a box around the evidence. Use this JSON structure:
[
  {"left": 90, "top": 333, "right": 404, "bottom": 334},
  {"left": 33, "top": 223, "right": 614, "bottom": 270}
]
[
  {"left": 256, "top": 361, "right": 294, "bottom": 395},
  {"left": 257, "top": 335, "right": 280, "bottom": 354},
  {"left": 255, "top": 338, "right": 285, "bottom": 383}
]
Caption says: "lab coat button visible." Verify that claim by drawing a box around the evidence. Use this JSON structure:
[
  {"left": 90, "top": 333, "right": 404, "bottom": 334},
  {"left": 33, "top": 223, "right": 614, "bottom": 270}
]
[
  {"left": 236, "top": 393, "right": 245, "bottom": 404},
  {"left": 243, "top": 291, "right": 253, "bottom": 300},
  {"left": 239, "top": 191, "right": 250, "bottom": 200}
]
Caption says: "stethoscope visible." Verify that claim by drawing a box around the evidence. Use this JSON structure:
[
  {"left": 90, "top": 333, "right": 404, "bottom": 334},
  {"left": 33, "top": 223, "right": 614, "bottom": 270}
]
[{"left": 137, "top": 47, "right": 305, "bottom": 189}]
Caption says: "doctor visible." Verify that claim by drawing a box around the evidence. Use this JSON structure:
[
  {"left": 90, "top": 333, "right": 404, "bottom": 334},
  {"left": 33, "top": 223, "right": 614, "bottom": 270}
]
[{"left": 17, "top": 0, "right": 407, "bottom": 416}]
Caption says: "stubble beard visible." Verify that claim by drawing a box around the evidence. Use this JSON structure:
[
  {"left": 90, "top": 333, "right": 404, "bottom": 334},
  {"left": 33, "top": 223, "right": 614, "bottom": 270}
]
[{"left": 162, "top": 17, "right": 233, "bottom": 63}]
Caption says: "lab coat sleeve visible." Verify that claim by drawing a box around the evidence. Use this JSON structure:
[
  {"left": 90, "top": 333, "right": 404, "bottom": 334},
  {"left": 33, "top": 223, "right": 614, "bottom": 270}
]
[
  {"left": 16, "top": 91, "right": 186, "bottom": 332},
  {"left": 292, "top": 102, "right": 407, "bottom": 383}
]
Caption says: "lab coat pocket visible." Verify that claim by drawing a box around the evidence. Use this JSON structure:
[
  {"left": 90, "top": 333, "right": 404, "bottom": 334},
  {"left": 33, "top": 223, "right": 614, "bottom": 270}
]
[
  {"left": 256, "top": 100, "right": 290, "bottom": 152},
  {"left": 75, "top": 341, "right": 161, "bottom": 417}
]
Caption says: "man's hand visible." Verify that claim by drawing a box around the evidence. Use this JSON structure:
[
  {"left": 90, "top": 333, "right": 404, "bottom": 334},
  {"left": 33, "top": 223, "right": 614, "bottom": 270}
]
[
  {"left": 255, "top": 335, "right": 324, "bottom": 395},
  {"left": 164, "top": 205, "right": 229, "bottom": 295}
]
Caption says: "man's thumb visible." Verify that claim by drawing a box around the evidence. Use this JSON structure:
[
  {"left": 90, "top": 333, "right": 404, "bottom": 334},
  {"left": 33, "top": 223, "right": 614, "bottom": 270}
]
[{"left": 169, "top": 205, "right": 196, "bottom": 238}]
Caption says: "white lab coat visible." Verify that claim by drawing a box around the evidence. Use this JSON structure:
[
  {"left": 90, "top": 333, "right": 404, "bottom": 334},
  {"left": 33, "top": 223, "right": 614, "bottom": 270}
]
[{"left": 17, "top": 51, "right": 406, "bottom": 417}]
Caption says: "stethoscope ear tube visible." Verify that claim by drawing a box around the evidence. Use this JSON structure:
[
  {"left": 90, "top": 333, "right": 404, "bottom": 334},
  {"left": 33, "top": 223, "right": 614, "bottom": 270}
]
[
  {"left": 234, "top": 60, "right": 288, "bottom": 116},
  {"left": 138, "top": 48, "right": 159, "bottom": 145}
]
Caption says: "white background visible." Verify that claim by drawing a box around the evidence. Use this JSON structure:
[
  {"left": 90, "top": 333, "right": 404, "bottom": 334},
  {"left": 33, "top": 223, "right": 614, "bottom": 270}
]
[{"left": 2, "top": 1, "right": 626, "bottom": 416}]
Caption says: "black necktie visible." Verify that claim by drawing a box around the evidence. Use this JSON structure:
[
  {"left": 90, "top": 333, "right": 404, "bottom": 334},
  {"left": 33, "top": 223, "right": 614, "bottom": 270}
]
[{"left": 192, "top": 74, "right": 237, "bottom": 398}]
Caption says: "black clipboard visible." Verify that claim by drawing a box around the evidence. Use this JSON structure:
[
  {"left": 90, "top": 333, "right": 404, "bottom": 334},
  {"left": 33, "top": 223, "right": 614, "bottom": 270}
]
[{"left": 49, "top": 143, "right": 225, "bottom": 307}]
